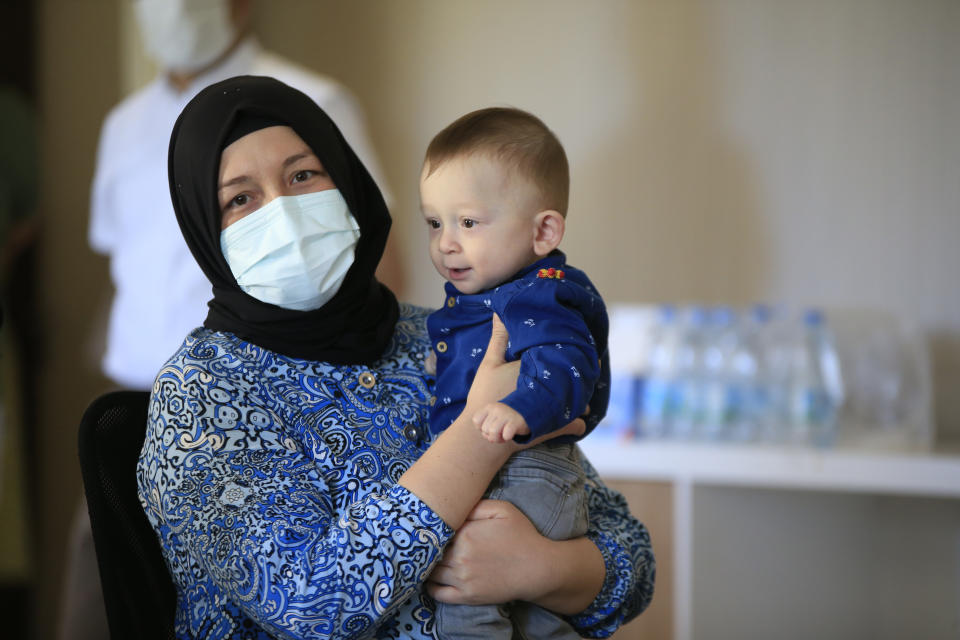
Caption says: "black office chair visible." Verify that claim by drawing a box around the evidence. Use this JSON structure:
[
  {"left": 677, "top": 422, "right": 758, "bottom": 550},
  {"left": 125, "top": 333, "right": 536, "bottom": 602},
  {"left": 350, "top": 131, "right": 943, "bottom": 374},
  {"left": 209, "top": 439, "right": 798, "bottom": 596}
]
[{"left": 78, "top": 390, "right": 176, "bottom": 640}]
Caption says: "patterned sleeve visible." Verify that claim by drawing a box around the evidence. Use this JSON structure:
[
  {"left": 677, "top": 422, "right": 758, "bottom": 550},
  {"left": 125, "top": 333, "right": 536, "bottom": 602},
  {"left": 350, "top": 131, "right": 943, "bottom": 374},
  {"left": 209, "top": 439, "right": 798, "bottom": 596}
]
[
  {"left": 141, "top": 360, "right": 454, "bottom": 640},
  {"left": 498, "top": 283, "right": 602, "bottom": 440},
  {"left": 566, "top": 453, "right": 656, "bottom": 638}
]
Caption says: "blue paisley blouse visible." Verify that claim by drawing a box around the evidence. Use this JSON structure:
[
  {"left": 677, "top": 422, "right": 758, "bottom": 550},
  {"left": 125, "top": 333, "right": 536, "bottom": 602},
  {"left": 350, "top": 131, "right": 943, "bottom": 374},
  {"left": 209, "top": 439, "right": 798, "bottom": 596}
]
[{"left": 137, "top": 304, "right": 655, "bottom": 639}]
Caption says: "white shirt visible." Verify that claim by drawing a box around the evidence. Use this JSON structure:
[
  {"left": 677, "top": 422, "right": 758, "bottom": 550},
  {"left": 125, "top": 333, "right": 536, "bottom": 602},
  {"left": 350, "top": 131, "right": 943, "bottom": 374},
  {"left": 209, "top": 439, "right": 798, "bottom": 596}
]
[{"left": 89, "top": 39, "right": 390, "bottom": 389}]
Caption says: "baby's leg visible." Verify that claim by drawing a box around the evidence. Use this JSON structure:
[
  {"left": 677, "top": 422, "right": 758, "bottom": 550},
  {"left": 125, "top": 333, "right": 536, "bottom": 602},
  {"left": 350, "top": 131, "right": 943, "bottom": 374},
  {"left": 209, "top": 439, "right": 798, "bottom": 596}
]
[
  {"left": 488, "top": 442, "right": 588, "bottom": 539},
  {"left": 513, "top": 602, "right": 585, "bottom": 639},
  {"left": 486, "top": 442, "right": 589, "bottom": 639},
  {"left": 434, "top": 602, "right": 513, "bottom": 640}
]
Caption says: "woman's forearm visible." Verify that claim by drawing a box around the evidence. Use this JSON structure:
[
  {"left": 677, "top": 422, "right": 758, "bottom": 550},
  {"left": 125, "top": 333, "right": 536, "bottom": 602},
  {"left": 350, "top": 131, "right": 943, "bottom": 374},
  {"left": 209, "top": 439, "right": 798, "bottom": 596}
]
[
  {"left": 567, "top": 463, "right": 656, "bottom": 636},
  {"left": 402, "top": 313, "right": 522, "bottom": 528},
  {"left": 398, "top": 415, "right": 512, "bottom": 529},
  {"left": 530, "top": 536, "right": 606, "bottom": 615}
]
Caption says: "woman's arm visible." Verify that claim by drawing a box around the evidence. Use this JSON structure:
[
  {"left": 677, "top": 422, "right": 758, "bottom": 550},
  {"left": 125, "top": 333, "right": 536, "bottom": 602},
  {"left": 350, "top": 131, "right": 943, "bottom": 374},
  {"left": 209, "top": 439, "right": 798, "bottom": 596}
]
[
  {"left": 426, "top": 499, "right": 604, "bottom": 613},
  {"left": 398, "top": 314, "right": 582, "bottom": 529},
  {"left": 567, "top": 456, "right": 656, "bottom": 636}
]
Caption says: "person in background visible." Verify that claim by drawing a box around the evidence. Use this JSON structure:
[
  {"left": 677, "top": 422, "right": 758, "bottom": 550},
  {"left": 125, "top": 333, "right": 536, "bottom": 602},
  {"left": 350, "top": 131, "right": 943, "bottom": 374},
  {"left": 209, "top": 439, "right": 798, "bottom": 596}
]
[
  {"left": 420, "top": 107, "right": 610, "bottom": 639},
  {"left": 62, "top": 2, "right": 403, "bottom": 638}
]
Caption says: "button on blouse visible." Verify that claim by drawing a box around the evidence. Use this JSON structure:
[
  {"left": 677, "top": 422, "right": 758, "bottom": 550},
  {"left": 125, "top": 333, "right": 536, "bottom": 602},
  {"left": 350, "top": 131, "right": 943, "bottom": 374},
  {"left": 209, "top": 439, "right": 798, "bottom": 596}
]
[{"left": 403, "top": 424, "right": 421, "bottom": 442}]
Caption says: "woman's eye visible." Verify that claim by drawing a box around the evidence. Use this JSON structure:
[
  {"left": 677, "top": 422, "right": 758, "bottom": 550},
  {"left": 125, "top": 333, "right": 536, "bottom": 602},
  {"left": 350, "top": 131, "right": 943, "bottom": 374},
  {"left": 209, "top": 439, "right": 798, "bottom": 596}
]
[
  {"left": 230, "top": 194, "right": 249, "bottom": 208},
  {"left": 462, "top": 218, "right": 476, "bottom": 229},
  {"left": 292, "top": 170, "right": 314, "bottom": 183}
]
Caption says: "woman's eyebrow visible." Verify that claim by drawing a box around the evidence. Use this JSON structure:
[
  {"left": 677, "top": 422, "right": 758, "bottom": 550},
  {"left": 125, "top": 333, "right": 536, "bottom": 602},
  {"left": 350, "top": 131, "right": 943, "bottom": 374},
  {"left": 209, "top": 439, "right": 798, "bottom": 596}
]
[
  {"left": 218, "top": 175, "right": 249, "bottom": 191},
  {"left": 283, "top": 151, "right": 315, "bottom": 168}
]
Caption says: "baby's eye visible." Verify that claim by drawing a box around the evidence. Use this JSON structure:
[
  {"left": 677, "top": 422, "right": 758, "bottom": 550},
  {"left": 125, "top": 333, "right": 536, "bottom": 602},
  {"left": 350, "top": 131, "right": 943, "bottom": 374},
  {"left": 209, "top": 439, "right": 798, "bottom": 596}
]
[
  {"left": 426, "top": 219, "right": 441, "bottom": 230},
  {"left": 462, "top": 218, "right": 476, "bottom": 229}
]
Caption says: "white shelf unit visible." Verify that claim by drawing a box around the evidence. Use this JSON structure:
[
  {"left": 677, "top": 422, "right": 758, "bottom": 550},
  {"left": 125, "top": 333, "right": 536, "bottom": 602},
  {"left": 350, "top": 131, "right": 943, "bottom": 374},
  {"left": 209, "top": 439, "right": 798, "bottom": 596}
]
[{"left": 579, "top": 440, "right": 960, "bottom": 640}]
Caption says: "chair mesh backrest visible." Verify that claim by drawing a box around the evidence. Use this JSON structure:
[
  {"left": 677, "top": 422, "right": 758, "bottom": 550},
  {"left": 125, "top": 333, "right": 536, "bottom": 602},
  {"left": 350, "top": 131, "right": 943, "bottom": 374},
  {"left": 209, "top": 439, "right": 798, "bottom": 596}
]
[{"left": 78, "top": 390, "right": 176, "bottom": 640}]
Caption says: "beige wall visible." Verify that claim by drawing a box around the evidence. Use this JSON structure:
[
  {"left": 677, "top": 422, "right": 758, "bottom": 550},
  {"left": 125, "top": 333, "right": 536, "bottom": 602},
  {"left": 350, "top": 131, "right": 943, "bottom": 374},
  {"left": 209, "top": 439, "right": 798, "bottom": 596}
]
[
  {"left": 36, "top": 1, "right": 119, "bottom": 638},
  {"left": 34, "top": 0, "right": 959, "bottom": 637},
  {"left": 251, "top": 0, "right": 960, "bottom": 435}
]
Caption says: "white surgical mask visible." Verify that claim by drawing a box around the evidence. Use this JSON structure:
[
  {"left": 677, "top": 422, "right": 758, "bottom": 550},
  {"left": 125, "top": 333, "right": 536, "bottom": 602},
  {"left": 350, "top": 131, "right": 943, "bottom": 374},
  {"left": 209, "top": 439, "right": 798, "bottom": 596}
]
[
  {"left": 220, "top": 189, "right": 361, "bottom": 311},
  {"left": 135, "top": 0, "right": 235, "bottom": 73}
]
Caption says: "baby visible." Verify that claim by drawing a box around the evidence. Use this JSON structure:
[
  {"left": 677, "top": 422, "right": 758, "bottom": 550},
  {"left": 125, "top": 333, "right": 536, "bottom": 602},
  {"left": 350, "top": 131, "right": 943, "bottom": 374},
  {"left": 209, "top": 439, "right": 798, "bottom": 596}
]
[{"left": 420, "top": 107, "right": 610, "bottom": 639}]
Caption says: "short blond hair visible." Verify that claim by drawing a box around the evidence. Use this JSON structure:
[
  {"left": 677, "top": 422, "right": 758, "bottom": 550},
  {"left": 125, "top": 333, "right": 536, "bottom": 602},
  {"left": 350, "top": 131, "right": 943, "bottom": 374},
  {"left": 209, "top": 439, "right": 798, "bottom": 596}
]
[{"left": 424, "top": 107, "right": 570, "bottom": 217}]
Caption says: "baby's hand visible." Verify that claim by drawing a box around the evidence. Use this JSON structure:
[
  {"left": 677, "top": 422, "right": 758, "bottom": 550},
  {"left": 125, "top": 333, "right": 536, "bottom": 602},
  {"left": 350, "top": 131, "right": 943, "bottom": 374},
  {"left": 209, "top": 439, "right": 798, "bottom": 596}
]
[{"left": 472, "top": 402, "right": 530, "bottom": 443}]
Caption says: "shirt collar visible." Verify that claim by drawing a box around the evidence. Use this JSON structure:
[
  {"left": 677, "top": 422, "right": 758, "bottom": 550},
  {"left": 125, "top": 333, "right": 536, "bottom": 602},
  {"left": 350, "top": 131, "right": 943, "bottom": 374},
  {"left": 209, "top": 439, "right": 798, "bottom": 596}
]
[{"left": 442, "top": 250, "right": 567, "bottom": 302}]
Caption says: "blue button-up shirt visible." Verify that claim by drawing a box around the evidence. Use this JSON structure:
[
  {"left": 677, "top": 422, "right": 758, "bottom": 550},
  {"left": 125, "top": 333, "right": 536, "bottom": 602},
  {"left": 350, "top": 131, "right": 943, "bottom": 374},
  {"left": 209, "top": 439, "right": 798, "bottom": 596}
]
[{"left": 428, "top": 252, "right": 610, "bottom": 441}]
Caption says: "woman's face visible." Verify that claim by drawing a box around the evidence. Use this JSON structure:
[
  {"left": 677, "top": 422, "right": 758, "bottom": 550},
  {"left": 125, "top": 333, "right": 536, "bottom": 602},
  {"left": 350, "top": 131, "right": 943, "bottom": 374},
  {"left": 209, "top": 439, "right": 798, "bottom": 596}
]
[{"left": 218, "top": 125, "right": 336, "bottom": 229}]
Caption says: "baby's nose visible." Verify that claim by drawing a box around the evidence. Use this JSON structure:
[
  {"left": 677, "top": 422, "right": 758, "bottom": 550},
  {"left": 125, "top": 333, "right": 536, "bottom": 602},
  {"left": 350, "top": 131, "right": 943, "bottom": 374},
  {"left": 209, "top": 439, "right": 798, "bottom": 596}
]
[{"left": 438, "top": 229, "right": 459, "bottom": 252}]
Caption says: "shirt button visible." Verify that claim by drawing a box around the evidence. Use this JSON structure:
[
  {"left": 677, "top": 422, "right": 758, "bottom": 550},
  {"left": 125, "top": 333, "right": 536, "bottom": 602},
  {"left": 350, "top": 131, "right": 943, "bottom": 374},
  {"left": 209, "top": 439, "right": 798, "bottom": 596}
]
[
  {"left": 436, "top": 341, "right": 447, "bottom": 353},
  {"left": 446, "top": 296, "right": 456, "bottom": 308},
  {"left": 403, "top": 424, "right": 421, "bottom": 442},
  {"left": 358, "top": 371, "right": 376, "bottom": 388}
]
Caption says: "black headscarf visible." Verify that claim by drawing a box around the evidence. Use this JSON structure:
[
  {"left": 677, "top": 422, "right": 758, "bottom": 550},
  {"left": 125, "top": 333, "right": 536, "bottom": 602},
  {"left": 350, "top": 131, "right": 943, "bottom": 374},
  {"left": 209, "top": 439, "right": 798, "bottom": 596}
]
[{"left": 168, "top": 75, "right": 398, "bottom": 363}]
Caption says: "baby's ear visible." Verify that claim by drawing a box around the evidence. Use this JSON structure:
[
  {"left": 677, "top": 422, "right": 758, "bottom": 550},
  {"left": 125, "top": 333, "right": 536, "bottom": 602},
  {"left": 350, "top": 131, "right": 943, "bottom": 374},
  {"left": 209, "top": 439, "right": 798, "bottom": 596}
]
[{"left": 532, "top": 210, "right": 565, "bottom": 256}]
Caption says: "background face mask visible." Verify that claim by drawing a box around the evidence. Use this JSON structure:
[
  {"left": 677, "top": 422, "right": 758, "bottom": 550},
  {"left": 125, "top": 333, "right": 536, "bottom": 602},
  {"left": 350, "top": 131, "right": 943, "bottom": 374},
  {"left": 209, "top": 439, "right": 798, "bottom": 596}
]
[
  {"left": 220, "top": 189, "right": 361, "bottom": 311},
  {"left": 135, "top": 0, "right": 235, "bottom": 73}
]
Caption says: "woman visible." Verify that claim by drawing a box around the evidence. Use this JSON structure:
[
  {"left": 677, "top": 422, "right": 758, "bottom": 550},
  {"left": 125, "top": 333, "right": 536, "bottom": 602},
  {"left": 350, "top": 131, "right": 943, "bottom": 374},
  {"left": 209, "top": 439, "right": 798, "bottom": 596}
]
[{"left": 137, "top": 75, "right": 654, "bottom": 639}]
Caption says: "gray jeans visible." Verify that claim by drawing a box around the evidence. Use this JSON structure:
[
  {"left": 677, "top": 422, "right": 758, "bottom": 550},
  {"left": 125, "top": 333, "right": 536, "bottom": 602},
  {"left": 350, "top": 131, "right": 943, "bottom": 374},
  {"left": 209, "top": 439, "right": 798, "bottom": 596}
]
[{"left": 435, "top": 442, "right": 588, "bottom": 640}]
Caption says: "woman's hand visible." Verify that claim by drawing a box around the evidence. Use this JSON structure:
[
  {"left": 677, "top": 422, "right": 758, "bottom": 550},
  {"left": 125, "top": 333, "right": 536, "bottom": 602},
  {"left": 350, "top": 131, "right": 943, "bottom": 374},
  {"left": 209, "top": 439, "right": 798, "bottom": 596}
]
[
  {"left": 427, "top": 500, "right": 551, "bottom": 605},
  {"left": 427, "top": 499, "right": 605, "bottom": 614}
]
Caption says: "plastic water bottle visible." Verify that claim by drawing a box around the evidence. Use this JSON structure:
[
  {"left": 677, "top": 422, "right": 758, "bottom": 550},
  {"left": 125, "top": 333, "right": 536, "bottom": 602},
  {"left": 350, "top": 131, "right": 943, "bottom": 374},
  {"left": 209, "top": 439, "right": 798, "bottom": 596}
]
[
  {"left": 787, "top": 309, "right": 844, "bottom": 447},
  {"left": 673, "top": 307, "right": 708, "bottom": 440},
  {"left": 701, "top": 307, "right": 737, "bottom": 441},
  {"left": 754, "top": 305, "right": 790, "bottom": 444},
  {"left": 727, "top": 306, "right": 765, "bottom": 442},
  {"left": 810, "top": 309, "right": 844, "bottom": 445},
  {"left": 639, "top": 305, "right": 679, "bottom": 438}
]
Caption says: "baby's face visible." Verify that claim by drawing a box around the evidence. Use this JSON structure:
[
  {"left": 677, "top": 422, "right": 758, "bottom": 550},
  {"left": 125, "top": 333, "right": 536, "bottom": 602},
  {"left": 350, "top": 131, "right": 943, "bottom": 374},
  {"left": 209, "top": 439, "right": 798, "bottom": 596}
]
[{"left": 420, "top": 155, "right": 541, "bottom": 295}]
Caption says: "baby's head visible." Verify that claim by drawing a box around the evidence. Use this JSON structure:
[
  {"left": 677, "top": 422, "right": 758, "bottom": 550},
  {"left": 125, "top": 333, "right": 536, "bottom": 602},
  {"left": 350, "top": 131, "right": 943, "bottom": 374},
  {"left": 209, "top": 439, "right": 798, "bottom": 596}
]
[{"left": 420, "top": 107, "right": 568, "bottom": 294}]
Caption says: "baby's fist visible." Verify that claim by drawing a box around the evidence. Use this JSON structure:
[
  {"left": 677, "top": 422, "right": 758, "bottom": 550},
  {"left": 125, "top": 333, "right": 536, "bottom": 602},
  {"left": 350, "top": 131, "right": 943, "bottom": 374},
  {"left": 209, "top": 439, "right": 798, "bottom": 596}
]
[{"left": 473, "top": 402, "right": 530, "bottom": 443}]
